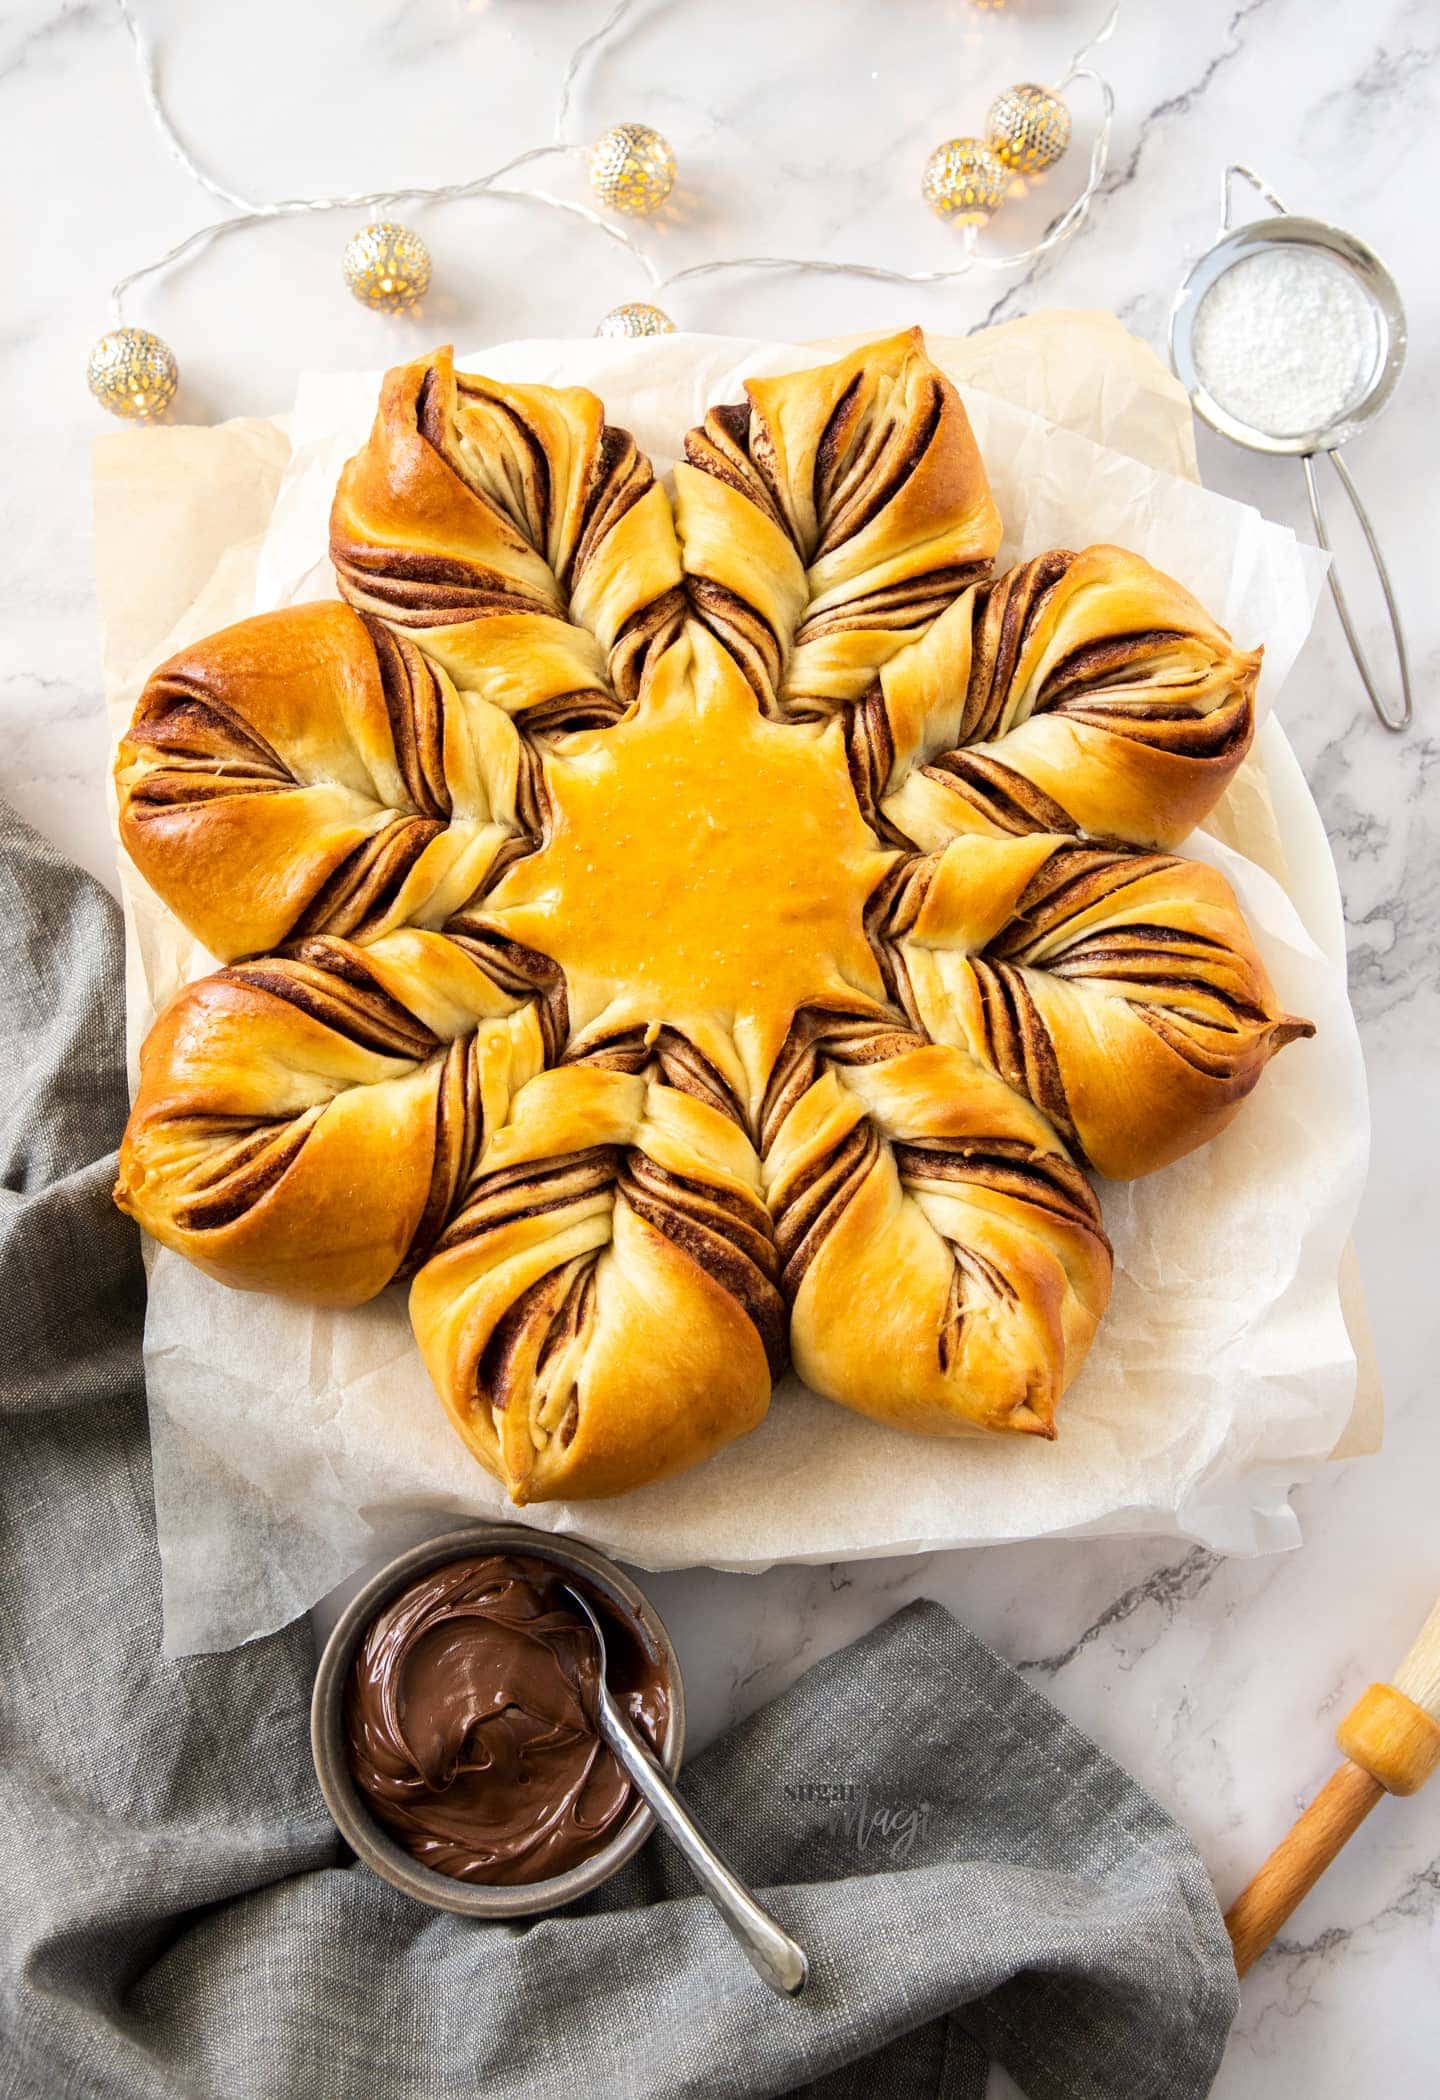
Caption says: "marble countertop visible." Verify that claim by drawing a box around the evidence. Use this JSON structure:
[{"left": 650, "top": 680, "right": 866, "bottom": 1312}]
[{"left": 7, "top": 0, "right": 1438, "bottom": 2091}]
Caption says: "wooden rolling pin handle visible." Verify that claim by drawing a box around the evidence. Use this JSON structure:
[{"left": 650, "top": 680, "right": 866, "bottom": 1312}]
[
  {"left": 1225, "top": 1684, "right": 1440, "bottom": 1977},
  {"left": 1225, "top": 1761, "right": 1383, "bottom": 1976}
]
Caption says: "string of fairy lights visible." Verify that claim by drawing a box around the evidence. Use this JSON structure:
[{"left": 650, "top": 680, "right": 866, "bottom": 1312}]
[{"left": 87, "top": 0, "right": 1120, "bottom": 422}]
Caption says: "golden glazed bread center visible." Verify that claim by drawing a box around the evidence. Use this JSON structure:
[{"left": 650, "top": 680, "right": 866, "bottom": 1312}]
[
  {"left": 482, "top": 631, "right": 892, "bottom": 1093},
  {"left": 113, "top": 329, "right": 1312, "bottom": 1506}
]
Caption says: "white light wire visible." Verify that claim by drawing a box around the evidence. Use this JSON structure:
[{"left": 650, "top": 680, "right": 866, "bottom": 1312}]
[{"left": 107, "top": 0, "right": 1119, "bottom": 326}]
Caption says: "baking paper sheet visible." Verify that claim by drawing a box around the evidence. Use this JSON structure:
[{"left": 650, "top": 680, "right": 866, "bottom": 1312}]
[{"left": 93, "top": 315, "right": 1368, "bottom": 1654}]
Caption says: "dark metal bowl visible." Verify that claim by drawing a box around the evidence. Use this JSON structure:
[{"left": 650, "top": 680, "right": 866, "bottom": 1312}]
[{"left": 310, "top": 1524, "right": 685, "bottom": 1917}]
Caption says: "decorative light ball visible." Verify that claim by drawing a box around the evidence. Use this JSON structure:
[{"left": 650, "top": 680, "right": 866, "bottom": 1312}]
[
  {"left": 86, "top": 327, "right": 178, "bottom": 421},
  {"left": 986, "top": 83, "right": 1072, "bottom": 175},
  {"left": 595, "top": 302, "right": 676, "bottom": 340},
  {"left": 342, "top": 222, "right": 431, "bottom": 312},
  {"left": 922, "top": 138, "right": 1010, "bottom": 226},
  {"left": 589, "top": 122, "right": 676, "bottom": 217}
]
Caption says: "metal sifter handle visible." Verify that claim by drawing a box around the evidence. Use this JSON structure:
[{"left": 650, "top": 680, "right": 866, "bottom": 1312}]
[
  {"left": 1301, "top": 451, "right": 1413, "bottom": 733},
  {"left": 1219, "top": 161, "right": 1288, "bottom": 234}
]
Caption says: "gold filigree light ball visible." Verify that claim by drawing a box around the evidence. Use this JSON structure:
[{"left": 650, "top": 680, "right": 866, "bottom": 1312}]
[
  {"left": 589, "top": 122, "right": 676, "bottom": 216},
  {"left": 342, "top": 222, "right": 432, "bottom": 312},
  {"left": 922, "top": 138, "right": 1010, "bottom": 226},
  {"left": 987, "top": 83, "right": 1072, "bottom": 175},
  {"left": 595, "top": 302, "right": 676, "bottom": 339},
  {"left": 87, "top": 328, "right": 179, "bottom": 421}
]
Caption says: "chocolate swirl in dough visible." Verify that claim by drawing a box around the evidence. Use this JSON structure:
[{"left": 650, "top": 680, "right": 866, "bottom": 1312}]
[{"left": 344, "top": 1553, "right": 669, "bottom": 1885}]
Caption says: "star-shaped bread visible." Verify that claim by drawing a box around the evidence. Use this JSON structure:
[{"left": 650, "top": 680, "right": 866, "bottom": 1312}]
[{"left": 115, "top": 330, "right": 1311, "bottom": 1503}]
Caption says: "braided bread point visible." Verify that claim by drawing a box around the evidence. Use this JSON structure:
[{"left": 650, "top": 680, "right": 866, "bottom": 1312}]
[
  {"left": 675, "top": 327, "right": 1001, "bottom": 717},
  {"left": 117, "top": 603, "right": 527, "bottom": 960},
  {"left": 764, "top": 1022, "right": 1111, "bottom": 1439},
  {"left": 410, "top": 1062, "right": 783, "bottom": 1502},
  {"left": 115, "top": 930, "right": 544, "bottom": 1304},
  {"left": 874, "top": 546, "right": 1261, "bottom": 851},
  {"left": 873, "top": 834, "right": 1314, "bottom": 1179},
  {"left": 330, "top": 347, "right": 685, "bottom": 723}
]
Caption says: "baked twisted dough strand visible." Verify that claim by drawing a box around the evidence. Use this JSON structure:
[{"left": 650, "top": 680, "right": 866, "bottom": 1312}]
[
  {"left": 870, "top": 833, "right": 1313, "bottom": 1178},
  {"left": 411, "top": 1057, "right": 782, "bottom": 1502},
  {"left": 115, "top": 930, "right": 545, "bottom": 1301},
  {"left": 761, "top": 1013, "right": 1110, "bottom": 1438},
  {"left": 874, "top": 546, "right": 1262, "bottom": 851},
  {"left": 331, "top": 348, "right": 685, "bottom": 721},
  {"left": 675, "top": 327, "right": 1002, "bottom": 718},
  {"left": 117, "top": 603, "right": 528, "bottom": 960}
]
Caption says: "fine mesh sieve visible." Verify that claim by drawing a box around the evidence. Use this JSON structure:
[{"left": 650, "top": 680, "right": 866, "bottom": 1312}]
[{"left": 1169, "top": 165, "right": 1411, "bottom": 731}]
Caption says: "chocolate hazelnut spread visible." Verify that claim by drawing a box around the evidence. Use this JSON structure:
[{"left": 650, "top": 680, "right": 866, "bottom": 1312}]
[{"left": 344, "top": 1553, "right": 669, "bottom": 1885}]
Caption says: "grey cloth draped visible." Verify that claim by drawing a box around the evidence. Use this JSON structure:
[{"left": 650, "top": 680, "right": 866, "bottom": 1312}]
[{"left": 0, "top": 797, "right": 1237, "bottom": 2100}]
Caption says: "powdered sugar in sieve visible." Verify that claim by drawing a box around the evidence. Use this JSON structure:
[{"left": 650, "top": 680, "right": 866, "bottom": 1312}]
[
  {"left": 1191, "top": 245, "right": 1380, "bottom": 439},
  {"left": 1168, "top": 167, "right": 1411, "bottom": 728}
]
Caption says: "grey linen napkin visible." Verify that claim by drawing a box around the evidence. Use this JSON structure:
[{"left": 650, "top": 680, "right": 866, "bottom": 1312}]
[{"left": 0, "top": 797, "right": 1238, "bottom": 2100}]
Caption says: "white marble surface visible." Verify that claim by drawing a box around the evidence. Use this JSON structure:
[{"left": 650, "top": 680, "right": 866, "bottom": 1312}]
[{"left": 6, "top": 1, "right": 1439, "bottom": 2092}]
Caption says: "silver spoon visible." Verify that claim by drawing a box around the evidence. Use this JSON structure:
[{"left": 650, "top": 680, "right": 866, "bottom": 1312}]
[{"left": 561, "top": 1582, "right": 809, "bottom": 1998}]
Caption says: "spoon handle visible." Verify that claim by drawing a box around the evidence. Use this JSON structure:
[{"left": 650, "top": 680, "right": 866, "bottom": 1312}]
[{"left": 603, "top": 1717, "right": 809, "bottom": 1998}]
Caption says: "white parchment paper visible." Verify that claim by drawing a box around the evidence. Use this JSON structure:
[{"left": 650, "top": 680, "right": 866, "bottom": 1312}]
[{"left": 96, "top": 318, "right": 1368, "bottom": 1653}]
